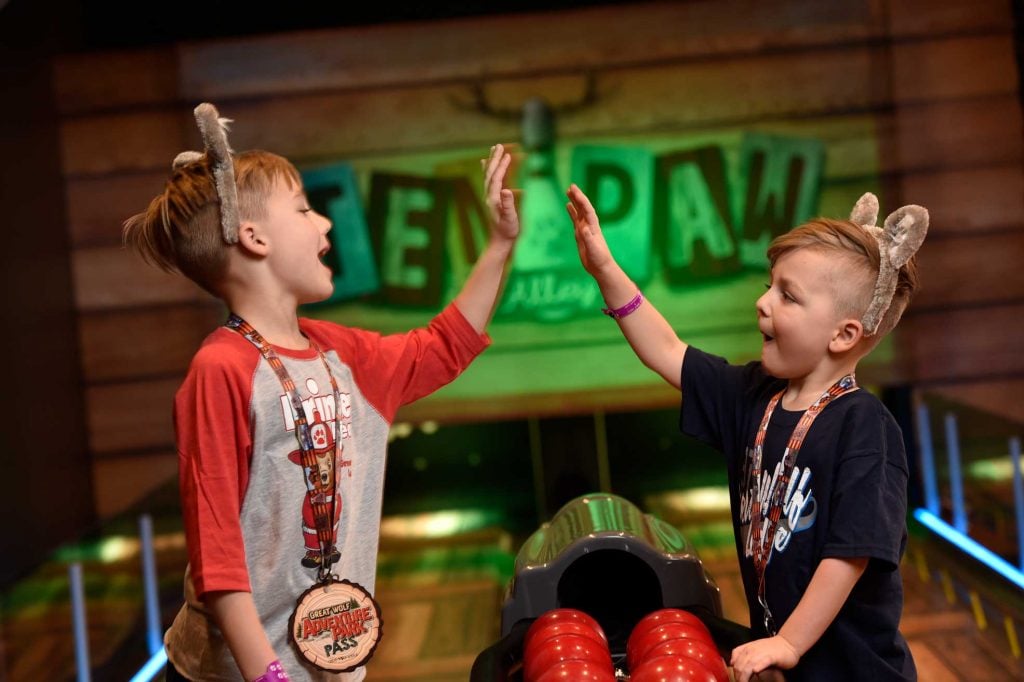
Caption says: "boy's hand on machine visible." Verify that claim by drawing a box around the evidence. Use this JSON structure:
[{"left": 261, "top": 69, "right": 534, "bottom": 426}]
[
  {"left": 566, "top": 183, "right": 616, "bottom": 278},
  {"left": 482, "top": 143, "right": 521, "bottom": 242},
  {"left": 730, "top": 635, "right": 798, "bottom": 682}
]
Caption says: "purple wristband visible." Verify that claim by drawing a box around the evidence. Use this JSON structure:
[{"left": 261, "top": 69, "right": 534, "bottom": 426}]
[
  {"left": 602, "top": 291, "right": 644, "bottom": 320},
  {"left": 252, "top": 660, "right": 289, "bottom": 682}
]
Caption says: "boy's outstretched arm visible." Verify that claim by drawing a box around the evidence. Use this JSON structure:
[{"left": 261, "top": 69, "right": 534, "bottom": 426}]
[
  {"left": 566, "top": 183, "right": 687, "bottom": 389},
  {"left": 454, "top": 143, "right": 520, "bottom": 333},
  {"left": 730, "top": 556, "right": 868, "bottom": 682}
]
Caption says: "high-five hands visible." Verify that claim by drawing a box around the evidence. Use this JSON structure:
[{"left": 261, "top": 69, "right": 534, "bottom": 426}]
[
  {"left": 565, "top": 183, "right": 616, "bottom": 277},
  {"left": 482, "top": 143, "right": 521, "bottom": 242}
]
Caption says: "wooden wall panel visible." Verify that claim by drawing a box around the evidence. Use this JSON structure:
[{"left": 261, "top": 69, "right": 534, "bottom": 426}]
[
  {"left": 66, "top": 171, "right": 169, "bottom": 248},
  {"left": 52, "top": 0, "right": 1013, "bottom": 113},
  {"left": 931, "top": 380, "right": 1024, "bottom": 425},
  {"left": 903, "top": 304, "right": 1024, "bottom": 382},
  {"left": 889, "top": 96, "right": 1023, "bottom": 172},
  {"left": 898, "top": 165, "right": 1024, "bottom": 233},
  {"left": 59, "top": 36, "right": 1018, "bottom": 177},
  {"left": 72, "top": 246, "right": 214, "bottom": 310},
  {"left": 86, "top": 379, "right": 179, "bottom": 454},
  {"left": 913, "top": 232, "right": 1024, "bottom": 309},
  {"left": 79, "top": 304, "right": 224, "bottom": 382},
  {"left": 92, "top": 452, "right": 178, "bottom": 520},
  {"left": 50, "top": 0, "right": 1024, "bottom": 517},
  {"left": 53, "top": 46, "right": 179, "bottom": 114}
]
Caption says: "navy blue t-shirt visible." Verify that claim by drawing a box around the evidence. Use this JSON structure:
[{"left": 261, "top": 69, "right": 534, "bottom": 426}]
[{"left": 680, "top": 347, "right": 916, "bottom": 681}]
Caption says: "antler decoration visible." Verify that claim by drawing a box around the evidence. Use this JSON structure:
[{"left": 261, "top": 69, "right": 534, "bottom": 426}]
[
  {"left": 849, "top": 192, "right": 929, "bottom": 335},
  {"left": 172, "top": 103, "right": 240, "bottom": 244}
]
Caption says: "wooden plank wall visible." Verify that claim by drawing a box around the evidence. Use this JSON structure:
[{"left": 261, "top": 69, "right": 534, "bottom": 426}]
[{"left": 52, "top": 0, "right": 1024, "bottom": 519}]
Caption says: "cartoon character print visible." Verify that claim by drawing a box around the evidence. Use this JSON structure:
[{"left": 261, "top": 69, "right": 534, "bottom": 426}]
[
  {"left": 738, "top": 446, "right": 818, "bottom": 564},
  {"left": 288, "top": 401, "right": 343, "bottom": 569}
]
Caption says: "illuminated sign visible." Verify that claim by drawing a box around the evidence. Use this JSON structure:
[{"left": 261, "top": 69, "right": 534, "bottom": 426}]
[{"left": 303, "top": 133, "right": 824, "bottom": 323}]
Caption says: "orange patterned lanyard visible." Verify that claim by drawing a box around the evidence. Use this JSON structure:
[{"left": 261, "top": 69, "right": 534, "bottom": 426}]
[
  {"left": 227, "top": 314, "right": 343, "bottom": 582},
  {"left": 748, "top": 374, "right": 857, "bottom": 635}
]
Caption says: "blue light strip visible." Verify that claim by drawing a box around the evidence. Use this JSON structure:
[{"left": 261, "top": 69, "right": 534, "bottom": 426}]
[
  {"left": 913, "top": 508, "right": 1024, "bottom": 590},
  {"left": 128, "top": 647, "right": 167, "bottom": 682}
]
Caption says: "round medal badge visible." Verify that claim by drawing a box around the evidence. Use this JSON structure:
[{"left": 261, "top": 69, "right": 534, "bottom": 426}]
[{"left": 290, "top": 579, "right": 383, "bottom": 672}]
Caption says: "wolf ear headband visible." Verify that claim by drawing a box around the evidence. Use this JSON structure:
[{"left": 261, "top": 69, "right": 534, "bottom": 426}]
[
  {"left": 172, "top": 102, "right": 240, "bottom": 244},
  {"left": 848, "top": 193, "right": 929, "bottom": 336}
]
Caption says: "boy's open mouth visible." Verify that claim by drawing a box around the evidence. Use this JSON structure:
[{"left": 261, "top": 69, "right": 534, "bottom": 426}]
[{"left": 762, "top": 332, "right": 774, "bottom": 342}]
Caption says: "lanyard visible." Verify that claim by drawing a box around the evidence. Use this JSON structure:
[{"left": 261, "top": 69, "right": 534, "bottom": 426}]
[
  {"left": 226, "top": 314, "right": 343, "bottom": 583},
  {"left": 748, "top": 374, "right": 858, "bottom": 635}
]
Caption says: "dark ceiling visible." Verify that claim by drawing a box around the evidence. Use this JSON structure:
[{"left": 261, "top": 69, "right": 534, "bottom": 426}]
[{"left": 6, "top": 0, "right": 636, "bottom": 51}]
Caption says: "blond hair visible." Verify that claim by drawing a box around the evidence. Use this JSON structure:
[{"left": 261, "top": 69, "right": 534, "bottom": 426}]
[
  {"left": 767, "top": 218, "right": 919, "bottom": 340},
  {"left": 122, "top": 150, "right": 302, "bottom": 295}
]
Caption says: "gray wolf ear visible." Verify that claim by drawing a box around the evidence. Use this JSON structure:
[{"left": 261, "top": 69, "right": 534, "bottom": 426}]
[
  {"left": 882, "top": 205, "right": 929, "bottom": 269},
  {"left": 849, "top": 192, "right": 879, "bottom": 228},
  {"left": 193, "top": 102, "right": 240, "bottom": 244}
]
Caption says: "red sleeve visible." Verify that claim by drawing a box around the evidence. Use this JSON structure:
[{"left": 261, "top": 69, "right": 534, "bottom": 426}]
[
  {"left": 173, "top": 330, "right": 256, "bottom": 598},
  {"left": 308, "top": 302, "right": 490, "bottom": 423}
]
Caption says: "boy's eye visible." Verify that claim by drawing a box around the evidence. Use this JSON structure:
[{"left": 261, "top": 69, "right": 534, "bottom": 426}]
[
  {"left": 299, "top": 208, "right": 313, "bottom": 214},
  {"left": 764, "top": 282, "right": 771, "bottom": 290},
  {"left": 783, "top": 291, "right": 796, "bottom": 302}
]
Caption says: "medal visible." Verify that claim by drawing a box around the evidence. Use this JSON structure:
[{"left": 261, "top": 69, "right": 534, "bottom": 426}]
[
  {"left": 227, "top": 315, "right": 385, "bottom": 671},
  {"left": 290, "top": 578, "right": 383, "bottom": 672}
]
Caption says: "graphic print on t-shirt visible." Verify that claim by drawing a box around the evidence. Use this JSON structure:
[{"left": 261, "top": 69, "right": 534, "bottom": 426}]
[
  {"left": 738, "top": 445, "right": 818, "bottom": 562},
  {"left": 282, "top": 377, "right": 354, "bottom": 569}
]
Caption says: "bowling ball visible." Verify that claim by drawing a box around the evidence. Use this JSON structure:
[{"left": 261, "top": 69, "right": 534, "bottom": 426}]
[
  {"left": 522, "top": 633, "right": 612, "bottom": 682},
  {"left": 627, "top": 622, "right": 715, "bottom": 669},
  {"left": 630, "top": 609, "right": 713, "bottom": 645},
  {"left": 629, "top": 653, "right": 718, "bottom": 682},
  {"left": 534, "top": 658, "right": 617, "bottom": 682},
  {"left": 523, "top": 620, "right": 608, "bottom": 663},
  {"left": 646, "top": 638, "right": 728, "bottom": 682},
  {"left": 524, "top": 608, "right": 607, "bottom": 653}
]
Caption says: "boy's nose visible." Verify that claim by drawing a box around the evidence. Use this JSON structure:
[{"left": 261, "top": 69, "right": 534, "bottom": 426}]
[{"left": 755, "top": 292, "right": 769, "bottom": 318}]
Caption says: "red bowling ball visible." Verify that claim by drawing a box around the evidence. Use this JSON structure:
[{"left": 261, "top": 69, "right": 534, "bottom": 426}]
[
  {"left": 629, "top": 653, "right": 719, "bottom": 682},
  {"left": 645, "top": 638, "right": 728, "bottom": 682},
  {"left": 630, "top": 609, "right": 713, "bottom": 645},
  {"left": 522, "top": 633, "right": 612, "bottom": 682},
  {"left": 523, "top": 620, "right": 608, "bottom": 664},
  {"left": 524, "top": 608, "right": 607, "bottom": 653},
  {"left": 627, "top": 622, "right": 715, "bottom": 669},
  {"left": 534, "top": 658, "right": 617, "bottom": 682}
]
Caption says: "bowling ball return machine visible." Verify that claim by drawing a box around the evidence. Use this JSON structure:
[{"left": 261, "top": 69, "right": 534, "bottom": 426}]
[{"left": 470, "top": 493, "right": 750, "bottom": 680}]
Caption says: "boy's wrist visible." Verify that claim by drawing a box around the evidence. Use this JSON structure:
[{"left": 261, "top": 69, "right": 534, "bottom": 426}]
[
  {"left": 776, "top": 630, "right": 804, "bottom": 659},
  {"left": 482, "top": 235, "right": 516, "bottom": 260},
  {"left": 250, "top": 659, "right": 289, "bottom": 682}
]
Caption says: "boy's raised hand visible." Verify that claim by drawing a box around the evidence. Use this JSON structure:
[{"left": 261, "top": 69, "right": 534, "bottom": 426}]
[
  {"left": 566, "top": 183, "right": 615, "bottom": 278},
  {"left": 482, "top": 143, "right": 520, "bottom": 242}
]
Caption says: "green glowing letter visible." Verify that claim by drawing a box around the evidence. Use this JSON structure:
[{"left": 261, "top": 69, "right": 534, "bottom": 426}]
[
  {"left": 571, "top": 145, "right": 654, "bottom": 283},
  {"left": 738, "top": 133, "right": 825, "bottom": 267},
  {"left": 301, "top": 163, "right": 379, "bottom": 302},
  {"left": 367, "top": 173, "right": 449, "bottom": 307},
  {"left": 655, "top": 147, "right": 739, "bottom": 283}
]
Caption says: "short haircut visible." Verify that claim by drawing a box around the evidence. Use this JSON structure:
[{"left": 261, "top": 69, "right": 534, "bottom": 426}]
[
  {"left": 767, "top": 217, "right": 919, "bottom": 340},
  {"left": 122, "top": 150, "right": 302, "bottom": 295}
]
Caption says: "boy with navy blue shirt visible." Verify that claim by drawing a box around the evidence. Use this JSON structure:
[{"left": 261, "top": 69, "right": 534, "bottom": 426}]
[{"left": 567, "top": 185, "right": 927, "bottom": 681}]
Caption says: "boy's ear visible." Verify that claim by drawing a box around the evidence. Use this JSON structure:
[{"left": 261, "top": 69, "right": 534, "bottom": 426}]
[
  {"left": 830, "top": 317, "right": 864, "bottom": 353},
  {"left": 236, "top": 219, "right": 269, "bottom": 256}
]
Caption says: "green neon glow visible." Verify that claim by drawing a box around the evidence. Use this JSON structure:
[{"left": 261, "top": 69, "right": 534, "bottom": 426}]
[{"left": 301, "top": 129, "right": 880, "bottom": 416}]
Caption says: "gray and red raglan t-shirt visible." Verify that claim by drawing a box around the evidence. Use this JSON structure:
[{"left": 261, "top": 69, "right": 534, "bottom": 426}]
[{"left": 164, "top": 304, "right": 489, "bottom": 681}]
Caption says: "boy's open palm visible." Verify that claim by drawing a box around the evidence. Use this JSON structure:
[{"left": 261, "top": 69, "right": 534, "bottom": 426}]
[
  {"left": 566, "top": 183, "right": 614, "bottom": 277},
  {"left": 483, "top": 144, "right": 520, "bottom": 242}
]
